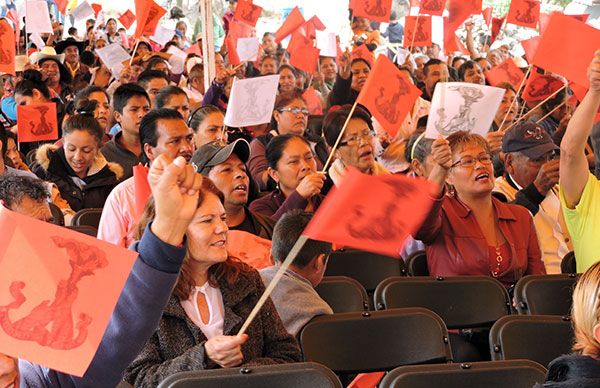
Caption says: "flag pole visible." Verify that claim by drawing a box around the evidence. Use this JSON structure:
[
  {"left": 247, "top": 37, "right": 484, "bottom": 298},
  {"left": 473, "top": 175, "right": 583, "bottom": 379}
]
[
  {"left": 320, "top": 100, "right": 359, "bottom": 173},
  {"left": 497, "top": 64, "right": 532, "bottom": 132},
  {"left": 237, "top": 235, "right": 308, "bottom": 336},
  {"left": 408, "top": 12, "right": 421, "bottom": 53},
  {"left": 129, "top": 38, "right": 140, "bottom": 65},
  {"left": 503, "top": 83, "right": 568, "bottom": 132},
  {"left": 535, "top": 99, "right": 569, "bottom": 124}
]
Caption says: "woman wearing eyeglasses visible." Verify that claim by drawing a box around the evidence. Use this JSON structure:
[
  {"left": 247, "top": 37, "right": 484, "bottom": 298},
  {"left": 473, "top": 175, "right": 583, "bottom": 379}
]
[
  {"left": 249, "top": 134, "right": 325, "bottom": 221},
  {"left": 415, "top": 131, "right": 545, "bottom": 289}
]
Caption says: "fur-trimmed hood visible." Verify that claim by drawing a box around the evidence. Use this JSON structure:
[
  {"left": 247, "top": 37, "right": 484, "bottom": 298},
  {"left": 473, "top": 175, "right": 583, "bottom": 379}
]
[{"left": 35, "top": 143, "right": 124, "bottom": 180}]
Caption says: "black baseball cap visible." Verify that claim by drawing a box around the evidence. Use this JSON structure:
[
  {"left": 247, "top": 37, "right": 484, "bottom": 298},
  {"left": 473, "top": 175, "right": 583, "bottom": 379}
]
[
  {"left": 191, "top": 139, "right": 250, "bottom": 176},
  {"left": 502, "top": 121, "right": 559, "bottom": 159}
]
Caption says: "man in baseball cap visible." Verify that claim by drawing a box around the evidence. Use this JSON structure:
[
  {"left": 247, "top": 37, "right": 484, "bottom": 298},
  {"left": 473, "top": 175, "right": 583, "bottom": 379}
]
[
  {"left": 191, "top": 139, "right": 274, "bottom": 239},
  {"left": 494, "top": 122, "right": 570, "bottom": 274}
]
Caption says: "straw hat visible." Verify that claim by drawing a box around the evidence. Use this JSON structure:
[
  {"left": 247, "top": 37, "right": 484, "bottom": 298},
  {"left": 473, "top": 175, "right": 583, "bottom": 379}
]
[{"left": 29, "top": 46, "right": 66, "bottom": 65}]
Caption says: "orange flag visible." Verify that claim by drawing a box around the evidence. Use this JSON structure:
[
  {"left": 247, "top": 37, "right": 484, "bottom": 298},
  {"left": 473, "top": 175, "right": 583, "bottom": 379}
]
[
  {"left": 234, "top": 0, "right": 263, "bottom": 28},
  {"left": 133, "top": 164, "right": 151, "bottom": 221},
  {"left": 17, "top": 103, "right": 59, "bottom": 143},
  {"left": 289, "top": 43, "right": 320, "bottom": 74},
  {"left": 506, "top": 0, "right": 540, "bottom": 29},
  {"left": 351, "top": 44, "right": 374, "bottom": 68},
  {"left": 274, "top": 6, "right": 305, "bottom": 43},
  {"left": 419, "top": 0, "right": 446, "bottom": 16},
  {"left": 521, "top": 36, "right": 540, "bottom": 63},
  {"left": 356, "top": 55, "right": 422, "bottom": 138},
  {"left": 303, "top": 87, "right": 324, "bottom": 115},
  {"left": 118, "top": 9, "right": 136, "bottom": 30},
  {"left": 0, "top": 206, "right": 136, "bottom": 376},
  {"left": 0, "top": 20, "right": 16, "bottom": 75},
  {"left": 403, "top": 15, "right": 432, "bottom": 47},
  {"left": 532, "top": 12, "right": 600, "bottom": 88},
  {"left": 485, "top": 58, "right": 524, "bottom": 89},
  {"left": 522, "top": 71, "right": 564, "bottom": 102},
  {"left": 303, "top": 167, "right": 436, "bottom": 257},
  {"left": 134, "top": 0, "right": 166, "bottom": 38},
  {"left": 350, "top": 0, "right": 393, "bottom": 23},
  {"left": 225, "top": 36, "right": 241, "bottom": 66},
  {"left": 226, "top": 230, "right": 273, "bottom": 270}
]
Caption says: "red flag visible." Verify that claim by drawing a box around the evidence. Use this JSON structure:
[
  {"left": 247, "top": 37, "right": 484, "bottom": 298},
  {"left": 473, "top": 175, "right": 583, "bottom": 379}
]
[
  {"left": 55, "top": 0, "right": 69, "bottom": 14},
  {"left": 350, "top": 0, "right": 393, "bottom": 23},
  {"left": 133, "top": 164, "right": 150, "bottom": 221},
  {"left": 532, "top": 12, "right": 600, "bottom": 88},
  {"left": 275, "top": 6, "right": 305, "bottom": 43},
  {"left": 303, "top": 87, "right": 324, "bottom": 115},
  {"left": 482, "top": 7, "right": 493, "bottom": 26},
  {"left": 447, "top": 0, "right": 480, "bottom": 31},
  {"left": 490, "top": 16, "right": 505, "bottom": 44},
  {"left": 522, "top": 71, "right": 564, "bottom": 102},
  {"left": 118, "top": 9, "right": 136, "bottom": 30},
  {"left": 485, "top": 58, "right": 524, "bottom": 89},
  {"left": 419, "top": 0, "right": 446, "bottom": 16},
  {"left": 443, "top": 17, "right": 467, "bottom": 55},
  {"left": 356, "top": 55, "right": 422, "bottom": 138},
  {"left": 303, "top": 167, "right": 436, "bottom": 257},
  {"left": 0, "top": 20, "right": 16, "bottom": 75},
  {"left": 227, "top": 230, "right": 273, "bottom": 270},
  {"left": 569, "top": 82, "right": 587, "bottom": 104},
  {"left": 17, "top": 103, "right": 58, "bottom": 143},
  {"left": 0, "top": 206, "right": 136, "bottom": 377},
  {"left": 286, "top": 31, "right": 310, "bottom": 55},
  {"left": 185, "top": 42, "right": 202, "bottom": 56},
  {"left": 539, "top": 12, "right": 590, "bottom": 35},
  {"left": 351, "top": 44, "right": 374, "bottom": 68},
  {"left": 225, "top": 36, "right": 241, "bottom": 66},
  {"left": 403, "top": 15, "right": 432, "bottom": 47},
  {"left": 506, "top": 0, "right": 540, "bottom": 29},
  {"left": 302, "top": 15, "right": 326, "bottom": 40},
  {"left": 228, "top": 19, "right": 254, "bottom": 41},
  {"left": 134, "top": 0, "right": 166, "bottom": 38},
  {"left": 234, "top": 0, "right": 262, "bottom": 28},
  {"left": 119, "top": 32, "right": 131, "bottom": 49},
  {"left": 91, "top": 3, "right": 102, "bottom": 17},
  {"left": 521, "top": 36, "right": 540, "bottom": 63},
  {"left": 289, "top": 43, "right": 320, "bottom": 74}
]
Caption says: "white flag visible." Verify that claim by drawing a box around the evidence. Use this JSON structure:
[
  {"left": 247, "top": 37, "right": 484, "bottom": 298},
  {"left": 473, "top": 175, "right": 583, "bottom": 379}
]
[
  {"left": 236, "top": 37, "right": 260, "bottom": 62},
  {"left": 29, "top": 33, "right": 46, "bottom": 49},
  {"left": 25, "top": 0, "right": 53, "bottom": 34},
  {"left": 425, "top": 82, "right": 505, "bottom": 139},
  {"left": 151, "top": 24, "right": 175, "bottom": 46},
  {"left": 316, "top": 31, "right": 337, "bottom": 58},
  {"left": 166, "top": 45, "right": 188, "bottom": 75},
  {"left": 96, "top": 43, "right": 131, "bottom": 77},
  {"left": 224, "top": 75, "right": 280, "bottom": 128},
  {"left": 69, "top": 1, "right": 95, "bottom": 22}
]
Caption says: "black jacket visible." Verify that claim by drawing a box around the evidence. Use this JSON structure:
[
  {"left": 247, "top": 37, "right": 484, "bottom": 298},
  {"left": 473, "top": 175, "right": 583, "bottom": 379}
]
[
  {"left": 534, "top": 353, "right": 600, "bottom": 388},
  {"left": 33, "top": 144, "right": 122, "bottom": 212}
]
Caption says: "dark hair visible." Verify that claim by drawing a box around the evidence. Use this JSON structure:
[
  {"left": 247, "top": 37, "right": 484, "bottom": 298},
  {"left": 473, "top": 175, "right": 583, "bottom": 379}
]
[
  {"left": 68, "top": 27, "right": 77, "bottom": 35},
  {"left": 260, "top": 54, "right": 279, "bottom": 68},
  {"left": 106, "top": 18, "right": 117, "bottom": 26},
  {"left": 71, "top": 85, "right": 110, "bottom": 115},
  {"left": 266, "top": 134, "right": 311, "bottom": 170},
  {"left": 0, "top": 175, "right": 49, "bottom": 209},
  {"left": 458, "top": 60, "right": 481, "bottom": 81},
  {"left": 423, "top": 58, "right": 446, "bottom": 76},
  {"left": 63, "top": 113, "right": 104, "bottom": 147},
  {"left": 270, "top": 90, "right": 306, "bottom": 131},
  {"left": 137, "top": 69, "right": 170, "bottom": 89},
  {"left": 351, "top": 58, "right": 371, "bottom": 70},
  {"left": 145, "top": 57, "right": 170, "bottom": 73},
  {"left": 322, "top": 104, "right": 373, "bottom": 147},
  {"left": 271, "top": 210, "right": 332, "bottom": 268},
  {"left": 496, "top": 82, "right": 516, "bottom": 94},
  {"left": 155, "top": 86, "right": 188, "bottom": 109},
  {"left": 0, "top": 124, "right": 8, "bottom": 160},
  {"left": 278, "top": 64, "right": 297, "bottom": 77},
  {"left": 188, "top": 104, "right": 222, "bottom": 131},
  {"left": 451, "top": 56, "right": 466, "bottom": 67},
  {"left": 112, "top": 83, "right": 149, "bottom": 113},
  {"left": 541, "top": 85, "right": 569, "bottom": 115},
  {"left": 139, "top": 108, "right": 184, "bottom": 158},
  {"left": 80, "top": 50, "right": 96, "bottom": 67},
  {"left": 15, "top": 70, "right": 51, "bottom": 100}
]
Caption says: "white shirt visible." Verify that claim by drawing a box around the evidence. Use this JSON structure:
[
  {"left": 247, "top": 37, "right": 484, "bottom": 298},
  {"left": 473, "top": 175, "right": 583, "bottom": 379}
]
[{"left": 180, "top": 283, "right": 225, "bottom": 339}]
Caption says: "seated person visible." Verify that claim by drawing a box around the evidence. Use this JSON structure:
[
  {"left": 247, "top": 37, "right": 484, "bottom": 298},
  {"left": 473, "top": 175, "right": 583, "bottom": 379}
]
[
  {"left": 415, "top": 131, "right": 546, "bottom": 289},
  {"left": 188, "top": 104, "right": 228, "bottom": 150},
  {"left": 249, "top": 134, "right": 325, "bottom": 221},
  {"left": 535, "top": 262, "right": 600, "bottom": 387},
  {"left": 260, "top": 210, "right": 333, "bottom": 336},
  {"left": 124, "top": 179, "right": 301, "bottom": 387},
  {"left": 155, "top": 85, "right": 191, "bottom": 121}
]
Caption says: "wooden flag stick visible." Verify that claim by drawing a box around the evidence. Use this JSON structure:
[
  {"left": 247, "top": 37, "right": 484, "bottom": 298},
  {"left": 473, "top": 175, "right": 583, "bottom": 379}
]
[
  {"left": 503, "top": 84, "right": 568, "bottom": 133},
  {"left": 535, "top": 99, "right": 569, "bottom": 124},
  {"left": 320, "top": 100, "right": 359, "bottom": 173},
  {"left": 237, "top": 235, "right": 308, "bottom": 336},
  {"left": 129, "top": 38, "right": 140, "bottom": 65},
  {"left": 498, "top": 64, "right": 532, "bottom": 132}
]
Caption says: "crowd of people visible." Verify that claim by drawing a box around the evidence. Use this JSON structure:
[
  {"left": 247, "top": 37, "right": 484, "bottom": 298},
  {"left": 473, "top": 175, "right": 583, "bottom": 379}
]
[{"left": 0, "top": 1, "right": 599, "bottom": 387}]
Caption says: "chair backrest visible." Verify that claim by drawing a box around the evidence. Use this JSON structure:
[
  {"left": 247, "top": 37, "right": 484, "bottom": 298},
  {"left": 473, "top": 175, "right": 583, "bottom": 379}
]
[
  {"left": 374, "top": 276, "right": 511, "bottom": 329},
  {"left": 71, "top": 208, "right": 103, "bottom": 229},
  {"left": 324, "top": 249, "right": 406, "bottom": 293},
  {"left": 299, "top": 308, "right": 452, "bottom": 374},
  {"left": 406, "top": 250, "right": 429, "bottom": 276},
  {"left": 560, "top": 251, "right": 577, "bottom": 274},
  {"left": 66, "top": 225, "right": 98, "bottom": 237},
  {"left": 489, "top": 315, "right": 574, "bottom": 367},
  {"left": 48, "top": 202, "right": 65, "bottom": 226},
  {"left": 315, "top": 276, "right": 369, "bottom": 313},
  {"left": 514, "top": 274, "right": 578, "bottom": 315},
  {"left": 379, "top": 360, "right": 547, "bottom": 388},
  {"left": 157, "top": 362, "right": 342, "bottom": 388}
]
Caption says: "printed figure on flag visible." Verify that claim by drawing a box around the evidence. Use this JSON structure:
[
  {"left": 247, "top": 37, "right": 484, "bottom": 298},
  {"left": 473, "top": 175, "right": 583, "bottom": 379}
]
[{"left": 224, "top": 75, "right": 280, "bottom": 128}]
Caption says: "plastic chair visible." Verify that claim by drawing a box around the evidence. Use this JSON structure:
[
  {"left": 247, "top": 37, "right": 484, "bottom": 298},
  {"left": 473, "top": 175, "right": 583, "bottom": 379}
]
[
  {"left": 315, "top": 276, "right": 369, "bottom": 313},
  {"left": 71, "top": 208, "right": 103, "bottom": 229},
  {"left": 560, "top": 251, "right": 577, "bottom": 274},
  {"left": 514, "top": 274, "right": 578, "bottom": 316},
  {"left": 379, "top": 359, "right": 547, "bottom": 388},
  {"left": 405, "top": 250, "right": 429, "bottom": 276},
  {"left": 324, "top": 249, "right": 406, "bottom": 293},
  {"left": 66, "top": 225, "right": 98, "bottom": 237},
  {"left": 157, "top": 362, "right": 342, "bottom": 388},
  {"left": 489, "top": 315, "right": 574, "bottom": 367},
  {"left": 374, "top": 276, "right": 511, "bottom": 328},
  {"left": 299, "top": 308, "right": 452, "bottom": 376}
]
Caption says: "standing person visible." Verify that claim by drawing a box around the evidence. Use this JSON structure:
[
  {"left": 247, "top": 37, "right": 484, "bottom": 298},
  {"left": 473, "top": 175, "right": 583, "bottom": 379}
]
[{"left": 558, "top": 51, "right": 600, "bottom": 273}]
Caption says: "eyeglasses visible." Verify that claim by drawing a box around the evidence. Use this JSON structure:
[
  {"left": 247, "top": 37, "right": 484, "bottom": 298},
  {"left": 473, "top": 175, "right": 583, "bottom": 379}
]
[
  {"left": 339, "top": 129, "right": 376, "bottom": 147},
  {"left": 278, "top": 107, "right": 309, "bottom": 116},
  {"left": 450, "top": 154, "right": 493, "bottom": 169}
]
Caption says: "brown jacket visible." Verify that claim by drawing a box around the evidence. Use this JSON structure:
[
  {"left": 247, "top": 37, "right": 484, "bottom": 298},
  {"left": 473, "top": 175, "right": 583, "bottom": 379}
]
[{"left": 124, "top": 269, "right": 301, "bottom": 387}]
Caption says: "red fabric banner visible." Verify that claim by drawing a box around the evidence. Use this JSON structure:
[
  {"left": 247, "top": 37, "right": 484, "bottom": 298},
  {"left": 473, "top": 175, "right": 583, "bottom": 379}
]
[
  {"left": 485, "top": 58, "right": 524, "bottom": 89},
  {"left": 0, "top": 20, "right": 16, "bottom": 75},
  {"left": 419, "top": 0, "right": 445, "bottom": 16},
  {"left": 134, "top": 0, "right": 166, "bottom": 38},
  {"left": 521, "top": 36, "right": 540, "bottom": 63},
  {"left": 403, "top": 15, "right": 432, "bottom": 47},
  {"left": 234, "top": 0, "right": 263, "bottom": 28},
  {"left": 522, "top": 71, "right": 565, "bottom": 102},
  {"left": 350, "top": 0, "right": 393, "bottom": 23},
  {"left": 506, "top": 0, "right": 540, "bottom": 29},
  {"left": 490, "top": 16, "right": 505, "bottom": 45},
  {"left": 17, "top": 103, "right": 58, "bottom": 143}
]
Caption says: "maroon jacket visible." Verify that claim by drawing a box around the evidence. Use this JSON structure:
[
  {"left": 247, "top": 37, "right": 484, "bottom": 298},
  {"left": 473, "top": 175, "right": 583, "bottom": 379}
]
[{"left": 414, "top": 193, "right": 546, "bottom": 287}]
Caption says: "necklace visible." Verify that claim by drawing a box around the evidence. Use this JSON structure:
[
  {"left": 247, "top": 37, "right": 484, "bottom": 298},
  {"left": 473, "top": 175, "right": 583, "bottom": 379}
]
[{"left": 491, "top": 224, "right": 504, "bottom": 278}]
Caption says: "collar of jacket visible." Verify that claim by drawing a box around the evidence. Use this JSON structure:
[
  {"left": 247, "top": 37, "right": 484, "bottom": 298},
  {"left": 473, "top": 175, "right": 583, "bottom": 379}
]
[{"left": 452, "top": 194, "right": 517, "bottom": 222}]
